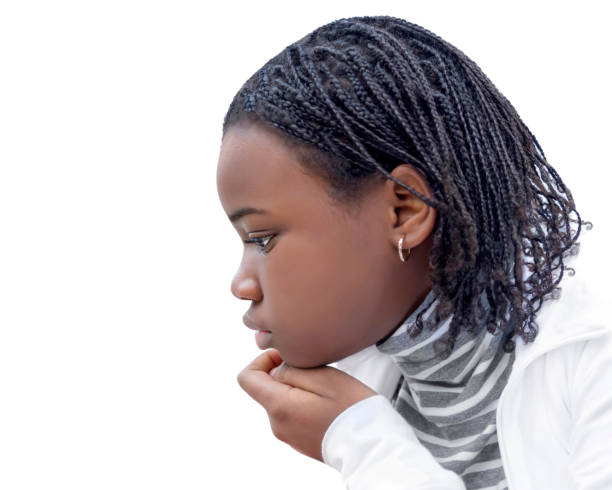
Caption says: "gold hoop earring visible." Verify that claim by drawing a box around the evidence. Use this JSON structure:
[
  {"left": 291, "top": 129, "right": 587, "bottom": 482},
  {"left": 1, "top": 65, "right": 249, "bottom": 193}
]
[{"left": 398, "top": 235, "right": 411, "bottom": 263}]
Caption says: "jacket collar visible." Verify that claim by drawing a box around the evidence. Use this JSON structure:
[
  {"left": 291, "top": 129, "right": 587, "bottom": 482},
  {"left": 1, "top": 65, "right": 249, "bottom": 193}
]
[{"left": 512, "top": 260, "right": 606, "bottom": 371}]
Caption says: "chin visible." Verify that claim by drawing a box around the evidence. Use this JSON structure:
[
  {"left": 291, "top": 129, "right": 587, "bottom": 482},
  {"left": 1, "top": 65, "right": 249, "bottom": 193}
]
[{"left": 282, "top": 352, "right": 332, "bottom": 369}]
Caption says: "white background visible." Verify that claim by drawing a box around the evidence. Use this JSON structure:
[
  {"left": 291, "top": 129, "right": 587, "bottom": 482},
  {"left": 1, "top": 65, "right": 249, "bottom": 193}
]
[{"left": 1, "top": 1, "right": 610, "bottom": 488}]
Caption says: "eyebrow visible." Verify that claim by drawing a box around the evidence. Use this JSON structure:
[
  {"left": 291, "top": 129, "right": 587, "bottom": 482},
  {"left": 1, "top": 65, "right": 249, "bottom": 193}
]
[{"left": 228, "top": 207, "right": 268, "bottom": 223}]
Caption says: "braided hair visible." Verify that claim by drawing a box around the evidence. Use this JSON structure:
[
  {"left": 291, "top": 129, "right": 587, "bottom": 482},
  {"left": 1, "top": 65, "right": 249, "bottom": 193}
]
[{"left": 221, "top": 15, "right": 591, "bottom": 355}]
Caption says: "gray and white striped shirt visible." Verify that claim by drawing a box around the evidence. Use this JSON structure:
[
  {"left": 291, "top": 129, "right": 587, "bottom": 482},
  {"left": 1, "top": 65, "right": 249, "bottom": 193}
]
[{"left": 376, "top": 289, "right": 515, "bottom": 490}]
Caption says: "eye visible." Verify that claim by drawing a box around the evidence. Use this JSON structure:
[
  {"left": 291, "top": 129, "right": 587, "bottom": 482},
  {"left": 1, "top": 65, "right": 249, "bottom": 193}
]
[{"left": 244, "top": 234, "right": 276, "bottom": 254}]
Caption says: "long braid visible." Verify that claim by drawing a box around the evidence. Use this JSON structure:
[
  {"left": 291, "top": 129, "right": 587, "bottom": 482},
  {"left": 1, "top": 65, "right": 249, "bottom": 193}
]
[{"left": 222, "top": 15, "right": 591, "bottom": 354}]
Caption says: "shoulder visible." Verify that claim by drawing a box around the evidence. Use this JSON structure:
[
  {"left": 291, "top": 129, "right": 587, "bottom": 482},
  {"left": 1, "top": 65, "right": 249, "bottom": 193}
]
[
  {"left": 516, "top": 229, "right": 607, "bottom": 357},
  {"left": 572, "top": 325, "right": 612, "bottom": 377}
]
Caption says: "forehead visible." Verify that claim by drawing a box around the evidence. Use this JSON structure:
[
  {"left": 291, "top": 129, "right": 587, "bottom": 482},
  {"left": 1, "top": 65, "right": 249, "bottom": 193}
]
[{"left": 216, "top": 123, "right": 335, "bottom": 220}]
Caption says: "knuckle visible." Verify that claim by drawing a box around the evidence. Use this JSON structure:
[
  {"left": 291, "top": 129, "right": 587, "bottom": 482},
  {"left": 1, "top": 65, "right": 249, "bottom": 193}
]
[
  {"left": 270, "top": 421, "right": 287, "bottom": 442},
  {"left": 269, "top": 401, "right": 288, "bottom": 421},
  {"left": 236, "top": 369, "right": 247, "bottom": 388}
]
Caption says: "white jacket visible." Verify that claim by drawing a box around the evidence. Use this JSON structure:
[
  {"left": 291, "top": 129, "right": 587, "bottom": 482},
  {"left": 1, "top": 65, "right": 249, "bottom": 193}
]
[{"left": 324, "top": 239, "right": 612, "bottom": 489}]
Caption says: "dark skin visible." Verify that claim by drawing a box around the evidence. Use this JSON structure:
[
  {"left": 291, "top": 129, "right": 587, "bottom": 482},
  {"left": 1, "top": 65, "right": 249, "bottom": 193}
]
[{"left": 216, "top": 121, "right": 437, "bottom": 461}]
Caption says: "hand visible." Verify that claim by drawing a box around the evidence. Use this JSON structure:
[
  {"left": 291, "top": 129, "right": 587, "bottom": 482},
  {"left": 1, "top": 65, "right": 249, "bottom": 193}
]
[{"left": 237, "top": 349, "right": 377, "bottom": 462}]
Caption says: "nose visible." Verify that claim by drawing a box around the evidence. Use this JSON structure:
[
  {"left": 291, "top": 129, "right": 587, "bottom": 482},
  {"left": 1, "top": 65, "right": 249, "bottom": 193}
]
[{"left": 230, "top": 261, "right": 263, "bottom": 302}]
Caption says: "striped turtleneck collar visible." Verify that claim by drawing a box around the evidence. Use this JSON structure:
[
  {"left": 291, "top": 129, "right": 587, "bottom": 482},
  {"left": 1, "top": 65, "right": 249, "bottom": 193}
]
[{"left": 374, "top": 288, "right": 515, "bottom": 489}]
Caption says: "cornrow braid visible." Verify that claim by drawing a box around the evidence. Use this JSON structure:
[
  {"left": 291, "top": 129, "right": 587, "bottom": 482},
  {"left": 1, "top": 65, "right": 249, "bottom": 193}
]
[{"left": 222, "top": 15, "right": 592, "bottom": 355}]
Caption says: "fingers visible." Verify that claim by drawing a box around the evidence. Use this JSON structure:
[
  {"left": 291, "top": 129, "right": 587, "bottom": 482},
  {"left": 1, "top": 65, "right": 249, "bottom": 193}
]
[
  {"left": 267, "top": 348, "right": 283, "bottom": 367},
  {"left": 270, "top": 363, "right": 347, "bottom": 398},
  {"left": 242, "top": 348, "right": 282, "bottom": 374},
  {"left": 237, "top": 349, "right": 290, "bottom": 408}
]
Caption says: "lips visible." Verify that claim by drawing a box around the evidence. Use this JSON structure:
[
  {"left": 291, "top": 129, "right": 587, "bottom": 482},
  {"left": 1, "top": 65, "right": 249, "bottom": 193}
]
[
  {"left": 242, "top": 313, "right": 271, "bottom": 333},
  {"left": 254, "top": 329, "right": 273, "bottom": 350},
  {"left": 243, "top": 313, "right": 273, "bottom": 350}
]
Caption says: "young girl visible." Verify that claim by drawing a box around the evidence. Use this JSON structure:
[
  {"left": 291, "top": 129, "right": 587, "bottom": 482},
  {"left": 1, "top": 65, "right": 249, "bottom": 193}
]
[{"left": 216, "top": 15, "right": 611, "bottom": 490}]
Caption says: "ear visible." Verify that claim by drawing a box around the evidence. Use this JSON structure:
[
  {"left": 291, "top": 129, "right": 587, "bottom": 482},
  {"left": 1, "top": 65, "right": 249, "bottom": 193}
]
[{"left": 384, "top": 165, "right": 437, "bottom": 249}]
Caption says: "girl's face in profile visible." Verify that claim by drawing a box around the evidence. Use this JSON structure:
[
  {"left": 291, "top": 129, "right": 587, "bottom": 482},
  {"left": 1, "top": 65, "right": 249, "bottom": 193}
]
[{"left": 216, "top": 122, "right": 434, "bottom": 368}]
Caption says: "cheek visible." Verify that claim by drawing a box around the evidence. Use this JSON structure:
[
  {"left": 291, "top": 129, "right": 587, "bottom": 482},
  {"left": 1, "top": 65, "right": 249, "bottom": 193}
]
[
  {"left": 264, "top": 237, "right": 346, "bottom": 318},
  {"left": 263, "top": 232, "right": 388, "bottom": 361},
  {"left": 266, "top": 231, "right": 369, "bottom": 314}
]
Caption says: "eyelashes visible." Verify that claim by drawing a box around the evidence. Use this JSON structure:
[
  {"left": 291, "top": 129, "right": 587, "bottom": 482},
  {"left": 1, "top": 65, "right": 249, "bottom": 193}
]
[{"left": 244, "top": 234, "right": 276, "bottom": 254}]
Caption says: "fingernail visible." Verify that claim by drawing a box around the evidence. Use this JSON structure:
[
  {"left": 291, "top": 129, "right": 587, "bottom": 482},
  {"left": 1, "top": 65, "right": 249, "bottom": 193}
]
[{"left": 270, "top": 367, "right": 279, "bottom": 377}]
